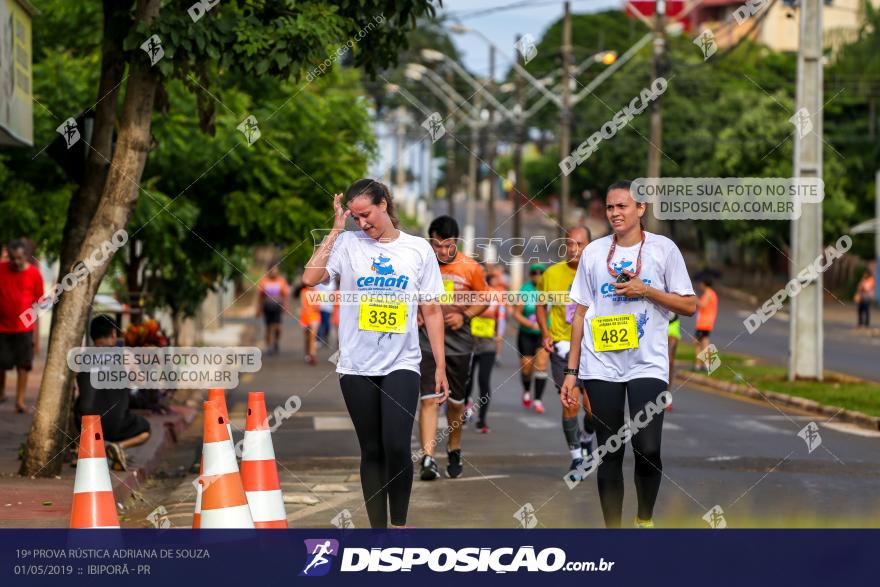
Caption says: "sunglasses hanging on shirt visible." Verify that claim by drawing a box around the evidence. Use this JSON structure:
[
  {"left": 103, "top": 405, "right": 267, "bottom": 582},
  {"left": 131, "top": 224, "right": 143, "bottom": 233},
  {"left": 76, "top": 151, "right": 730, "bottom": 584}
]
[{"left": 607, "top": 229, "right": 646, "bottom": 283}]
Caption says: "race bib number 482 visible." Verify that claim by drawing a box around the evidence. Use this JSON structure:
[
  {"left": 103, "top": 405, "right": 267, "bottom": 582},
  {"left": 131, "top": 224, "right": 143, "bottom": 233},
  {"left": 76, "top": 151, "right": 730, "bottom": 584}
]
[{"left": 591, "top": 314, "right": 638, "bottom": 352}]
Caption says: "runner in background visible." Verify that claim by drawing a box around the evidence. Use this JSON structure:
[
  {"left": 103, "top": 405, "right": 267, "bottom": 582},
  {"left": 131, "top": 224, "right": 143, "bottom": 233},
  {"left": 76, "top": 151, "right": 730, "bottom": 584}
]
[
  {"left": 491, "top": 265, "right": 508, "bottom": 365},
  {"left": 693, "top": 274, "right": 718, "bottom": 371},
  {"left": 535, "top": 227, "right": 595, "bottom": 480},
  {"left": 257, "top": 264, "right": 289, "bottom": 354},
  {"left": 855, "top": 265, "right": 875, "bottom": 328},
  {"left": 513, "top": 263, "right": 549, "bottom": 412},
  {"left": 666, "top": 314, "right": 681, "bottom": 412},
  {"left": 315, "top": 277, "right": 337, "bottom": 346},
  {"left": 298, "top": 283, "right": 321, "bottom": 365},
  {"left": 464, "top": 269, "right": 502, "bottom": 433},
  {"left": 418, "top": 216, "right": 489, "bottom": 480}
]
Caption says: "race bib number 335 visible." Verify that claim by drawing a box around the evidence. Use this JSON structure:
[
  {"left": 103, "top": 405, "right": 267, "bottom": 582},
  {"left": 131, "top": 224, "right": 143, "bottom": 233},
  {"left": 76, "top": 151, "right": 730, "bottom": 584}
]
[
  {"left": 591, "top": 314, "right": 638, "bottom": 352},
  {"left": 359, "top": 300, "right": 407, "bottom": 334}
]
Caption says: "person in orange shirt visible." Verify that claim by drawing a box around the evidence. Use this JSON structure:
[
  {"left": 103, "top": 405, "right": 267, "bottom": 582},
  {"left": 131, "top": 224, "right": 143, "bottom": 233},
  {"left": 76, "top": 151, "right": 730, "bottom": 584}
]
[
  {"left": 257, "top": 264, "right": 290, "bottom": 355},
  {"left": 693, "top": 275, "right": 718, "bottom": 371},
  {"left": 299, "top": 284, "right": 321, "bottom": 365},
  {"left": 417, "top": 215, "right": 489, "bottom": 480},
  {"left": 855, "top": 266, "right": 876, "bottom": 328}
]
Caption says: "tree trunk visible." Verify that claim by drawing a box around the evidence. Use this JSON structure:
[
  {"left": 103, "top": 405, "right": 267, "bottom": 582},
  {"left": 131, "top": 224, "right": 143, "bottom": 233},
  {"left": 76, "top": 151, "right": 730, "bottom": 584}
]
[
  {"left": 20, "top": 0, "right": 162, "bottom": 477},
  {"left": 56, "top": 0, "right": 132, "bottom": 278}
]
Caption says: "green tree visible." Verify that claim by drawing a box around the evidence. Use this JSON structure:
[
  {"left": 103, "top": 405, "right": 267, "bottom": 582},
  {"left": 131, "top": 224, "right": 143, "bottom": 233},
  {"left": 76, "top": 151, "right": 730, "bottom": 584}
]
[{"left": 20, "top": 0, "right": 437, "bottom": 477}]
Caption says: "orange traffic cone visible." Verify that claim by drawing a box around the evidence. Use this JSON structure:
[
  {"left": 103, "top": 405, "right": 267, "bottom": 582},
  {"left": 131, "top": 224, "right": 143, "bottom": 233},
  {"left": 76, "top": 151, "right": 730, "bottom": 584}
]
[
  {"left": 194, "top": 388, "right": 234, "bottom": 527},
  {"left": 208, "top": 387, "right": 234, "bottom": 441},
  {"left": 198, "top": 400, "right": 254, "bottom": 528},
  {"left": 241, "top": 392, "right": 287, "bottom": 528},
  {"left": 70, "top": 416, "right": 120, "bottom": 528},
  {"left": 192, "top": 456, "right": 203, "bottom": 528}
]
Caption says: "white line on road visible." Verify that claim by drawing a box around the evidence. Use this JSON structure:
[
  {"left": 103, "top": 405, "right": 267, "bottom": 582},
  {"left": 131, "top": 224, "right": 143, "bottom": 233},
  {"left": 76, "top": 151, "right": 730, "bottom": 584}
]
[
  {"left": 516, "top": 417, "right": 557, "bottom": 429},
  {"left": 313, "top": 416, "right": 355, "bottom": 431}
]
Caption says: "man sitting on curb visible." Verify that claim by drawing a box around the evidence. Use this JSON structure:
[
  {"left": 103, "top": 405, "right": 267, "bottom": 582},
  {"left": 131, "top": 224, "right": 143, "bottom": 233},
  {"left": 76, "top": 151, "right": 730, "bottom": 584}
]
[{"left": 74, "top": 315, "right": 151, "bottom": 471}]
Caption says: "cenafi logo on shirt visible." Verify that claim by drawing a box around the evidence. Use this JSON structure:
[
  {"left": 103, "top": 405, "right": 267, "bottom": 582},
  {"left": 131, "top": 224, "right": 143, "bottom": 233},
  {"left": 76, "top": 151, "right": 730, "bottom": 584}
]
[
  {"left": 300, "top": 539, "right": 340, "bottom": 577},
  {"left": 356, "top": 254, "right": 411, "bottom": 289}
]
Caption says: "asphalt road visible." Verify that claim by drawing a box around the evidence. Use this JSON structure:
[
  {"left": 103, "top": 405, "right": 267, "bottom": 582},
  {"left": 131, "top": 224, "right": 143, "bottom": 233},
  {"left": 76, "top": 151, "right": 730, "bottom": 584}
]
[{"left": 138, "top": 316, "right": 880, "bottom": 529}]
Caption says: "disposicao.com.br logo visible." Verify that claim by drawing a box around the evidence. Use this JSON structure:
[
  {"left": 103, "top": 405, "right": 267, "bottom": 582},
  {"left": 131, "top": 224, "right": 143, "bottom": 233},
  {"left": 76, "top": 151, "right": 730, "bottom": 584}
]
[{"left": 300, "top": 540, "right": 615, "bottom": 574}]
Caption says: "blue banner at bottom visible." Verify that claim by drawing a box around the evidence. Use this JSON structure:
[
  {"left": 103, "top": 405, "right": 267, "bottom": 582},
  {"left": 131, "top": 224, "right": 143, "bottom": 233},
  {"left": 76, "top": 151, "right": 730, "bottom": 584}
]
[{"left": 1, "top": 529, "right": 875, "bottom": 586}]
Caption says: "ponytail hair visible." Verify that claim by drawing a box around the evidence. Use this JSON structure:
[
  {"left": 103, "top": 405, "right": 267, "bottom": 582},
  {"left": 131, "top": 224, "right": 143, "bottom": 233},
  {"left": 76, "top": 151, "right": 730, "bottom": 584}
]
[{"left": 343, "top": 179, "right": 400, "bottom": 229}]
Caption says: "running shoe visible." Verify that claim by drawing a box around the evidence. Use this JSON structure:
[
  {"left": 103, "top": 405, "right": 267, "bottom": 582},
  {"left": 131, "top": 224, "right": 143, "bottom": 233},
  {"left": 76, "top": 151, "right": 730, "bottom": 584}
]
[
  {"left": 105, "top": 442, "right": 127, "bottom": 472},
  {"left": 634, "top": 518, "right": 655, "bottom": 528},
  {"left": 464, "top": 400, "right": 474, "bottom": 426},
  {"left": 565, "top": 457, "right": 585, "bottom": 483},
  {"left": 420, "top": 455, "right": 439, "bottom": 481},
  {"left": 305, "top": 354, "right": 316, "bottom": 366},
  {"left": 446, "top": 449, "right": 463, "bottom": 478},
  {"left": 534, "top": 400, "right": 545, "bottom": 414},
  {"left": 522, "top": 393, "right": 532, "bottom": 409},
  {"left": 476, "top": 422, "right": 490, "bottom": 434}
]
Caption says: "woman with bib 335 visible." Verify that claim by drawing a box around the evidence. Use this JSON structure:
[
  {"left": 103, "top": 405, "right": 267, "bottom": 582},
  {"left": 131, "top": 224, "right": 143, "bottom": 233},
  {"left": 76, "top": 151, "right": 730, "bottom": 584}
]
[{"left": 303, "top": 179, "right": 448, "bottom": 528}]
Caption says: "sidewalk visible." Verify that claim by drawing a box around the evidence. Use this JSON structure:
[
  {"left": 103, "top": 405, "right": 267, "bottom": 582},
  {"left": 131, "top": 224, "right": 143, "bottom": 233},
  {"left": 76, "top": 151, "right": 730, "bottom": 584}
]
[{"left": 0, "top": 322, "right": 251, "bottom": 528}]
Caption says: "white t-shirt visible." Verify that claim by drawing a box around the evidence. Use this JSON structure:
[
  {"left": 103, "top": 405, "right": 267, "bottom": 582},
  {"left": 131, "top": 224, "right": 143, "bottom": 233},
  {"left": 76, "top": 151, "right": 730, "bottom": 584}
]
[
  {"left": 325, "top": 230, "right": 444, "bottom": 377},
  {"left": 569, "top": 232, "right": 694, "bottom": 383}
]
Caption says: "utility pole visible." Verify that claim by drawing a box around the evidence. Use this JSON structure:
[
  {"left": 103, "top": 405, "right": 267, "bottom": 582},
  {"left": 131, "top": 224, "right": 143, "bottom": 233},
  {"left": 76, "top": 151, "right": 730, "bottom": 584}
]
[
  {"left": 876, "top": 170, "right": 880, "bottom": 305},
  {"left": 487, "top": 44, "right": 498, "bottom": 250},
  {"left": 645, "top": 0, "right": 666, "bottom": 235},
  {"left": 558, "top": 1, "right": 572, "bottom": 236},
  {"left": 445, "top": 69, "right": 457, "bottom": 218},
  {"left": 789, "top": 0, "right": 823, "bottom": 381},
  {"left": 465, "top": 93, "right": 481, "bottom": 256},
  {"left": 512, "top": 33, "right": 525, "bottom": 246}
]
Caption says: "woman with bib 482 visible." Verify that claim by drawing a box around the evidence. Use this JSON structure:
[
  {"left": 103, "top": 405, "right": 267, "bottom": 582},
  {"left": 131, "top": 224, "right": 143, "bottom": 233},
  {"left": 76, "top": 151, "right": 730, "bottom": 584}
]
[
  {"left": 561, "top": 181, "right": 697, "bottom": 528},
  {"left": 303, "top": 179, "right": 449, "bottom": 529}
]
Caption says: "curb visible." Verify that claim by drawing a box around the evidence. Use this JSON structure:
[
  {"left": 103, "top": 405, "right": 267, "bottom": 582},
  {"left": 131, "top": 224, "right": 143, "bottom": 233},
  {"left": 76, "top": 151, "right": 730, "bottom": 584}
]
[
  {"left": 110, "top": 405, "right": 197, "bottom": 504},
  {"left": 679, "top": 371, "right": 880, "bottom": 432}
]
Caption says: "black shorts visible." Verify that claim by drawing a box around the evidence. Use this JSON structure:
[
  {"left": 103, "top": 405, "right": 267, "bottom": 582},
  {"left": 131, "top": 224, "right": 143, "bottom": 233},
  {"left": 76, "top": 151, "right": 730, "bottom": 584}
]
[
  {"left": 517, "top": 330, "right": 542, "bottom": 357},
  {"left": 263, "top": 299, "right": 283, "bottom": 325},
  {"left": 420, "top": 352, "right": 472, "bottom": 405},
  {"left": 695, "top": 329, "right": 712, "bottom": 341},
  {"left": 549, "top": 351, "right": 567, "bottom": 390},
  {"left": 0, "top": 331, "right": 34, "bottom": 371}
]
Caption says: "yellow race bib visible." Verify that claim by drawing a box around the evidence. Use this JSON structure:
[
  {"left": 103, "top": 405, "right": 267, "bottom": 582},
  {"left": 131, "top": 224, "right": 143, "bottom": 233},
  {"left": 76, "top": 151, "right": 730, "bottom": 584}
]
[
  {"left": 441, "top": 279, "right": 455, "bottom": 305},
  {"left": 359, "top": 299, "right": 407, "bottom": 333},
  {"left": 591, "top": 314, "right": 638, "bottom": 352},
  {"left": 471, "top": 316, "right": 496, "bottom": 338}
]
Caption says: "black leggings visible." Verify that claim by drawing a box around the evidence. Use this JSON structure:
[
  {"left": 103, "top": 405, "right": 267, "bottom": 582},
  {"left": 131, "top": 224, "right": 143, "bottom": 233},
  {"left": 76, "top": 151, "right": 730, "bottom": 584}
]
[
  {"left": 339, "top": 370, "right": 420, "bottom": 528},
  {"left": 584, "top": 378, "right": 667, "bottom": 528},
  {"left": 465, "top": 351, "right": 496, "bottom": 424}
]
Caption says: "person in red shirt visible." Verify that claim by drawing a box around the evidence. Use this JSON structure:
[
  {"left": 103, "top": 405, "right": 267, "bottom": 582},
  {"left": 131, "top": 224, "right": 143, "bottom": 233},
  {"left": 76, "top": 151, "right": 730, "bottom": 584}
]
[
  {"left": 0, "top": 240, "right": 44, "bottom": 413},
  {"left": 693, "top": 275, "right": 718, "bottom": 371}
]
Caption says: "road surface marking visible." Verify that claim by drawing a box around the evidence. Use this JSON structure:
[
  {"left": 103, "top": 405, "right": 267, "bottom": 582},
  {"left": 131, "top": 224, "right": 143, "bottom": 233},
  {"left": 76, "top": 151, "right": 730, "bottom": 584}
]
[
  {"left": 313, "top": 416, "right": 355, "bottom": 431},
  {"left": 516, "top": 417, "right": 556, "bottom": 429},
  {"left": 729, "top": 419, "right": 788, "bottom": 435}
]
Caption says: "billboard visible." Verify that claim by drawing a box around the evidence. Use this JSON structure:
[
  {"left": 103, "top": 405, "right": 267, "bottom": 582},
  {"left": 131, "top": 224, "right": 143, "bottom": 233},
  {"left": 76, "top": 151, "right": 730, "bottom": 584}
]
[{"left": 0, "top": 0, "right": 35, "bottom": 147}]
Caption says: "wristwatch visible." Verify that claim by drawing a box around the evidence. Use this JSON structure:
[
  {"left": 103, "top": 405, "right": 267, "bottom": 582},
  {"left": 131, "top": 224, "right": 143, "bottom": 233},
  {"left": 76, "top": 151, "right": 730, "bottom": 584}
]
[{"left": 564, "top": 368, "right": 578, "bottom": 376}]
